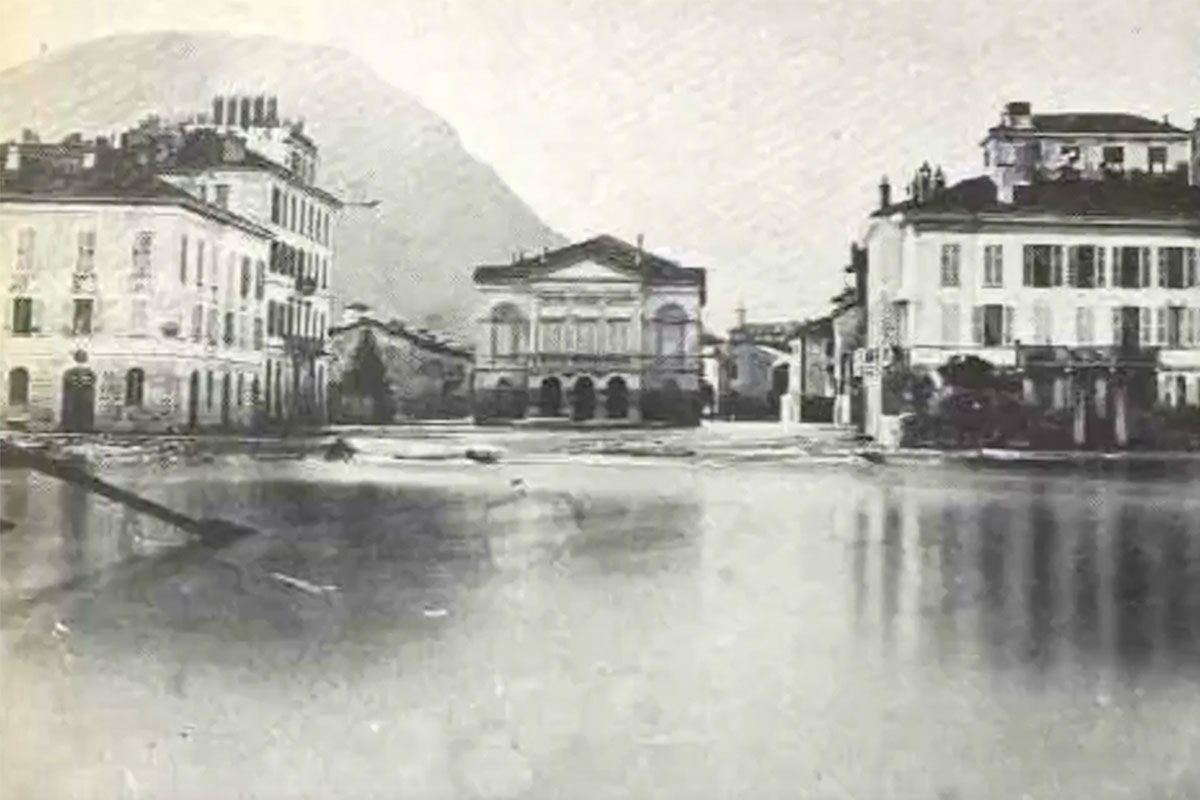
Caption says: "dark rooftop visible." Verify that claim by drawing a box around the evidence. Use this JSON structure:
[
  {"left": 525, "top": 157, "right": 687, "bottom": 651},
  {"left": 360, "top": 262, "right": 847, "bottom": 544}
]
[
  {"left": 473, "top": 234, "right": 706, "bottom": 304},
  {"left": 1029, "top": 113, "right": 1187, "bottom": 135},
  {"left": 877, "top": 174, "right": 1200, "bottom": 221},
  {"left": 0, "top": 142, "right": 271, "bottom": 236}
]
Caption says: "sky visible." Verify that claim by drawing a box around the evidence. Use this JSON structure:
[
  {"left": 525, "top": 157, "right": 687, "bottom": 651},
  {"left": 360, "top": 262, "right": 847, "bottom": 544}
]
[{"left": 3, "top": 0, "right": 1200, "bottom": 330}]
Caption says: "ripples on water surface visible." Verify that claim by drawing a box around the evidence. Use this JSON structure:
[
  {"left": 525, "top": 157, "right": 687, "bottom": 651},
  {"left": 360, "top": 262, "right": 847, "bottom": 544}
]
[{"left": 2, "top": 457, "right": 1200, "bottom": 799}]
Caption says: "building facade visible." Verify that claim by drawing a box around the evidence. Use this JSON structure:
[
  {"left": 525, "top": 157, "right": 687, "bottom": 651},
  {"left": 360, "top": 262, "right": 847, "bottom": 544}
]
[
  {"left": 328, "top": 304, "right": 473, "bottom": 422},
  {"left": 862, "top": 170, "right": 1200, "bottom": 448},
  {"left": 471, "top": 235, "right": 707, "bottom": 425},
  {"left": 982, "top": 101, "right": 1195, "bottom": 202},
  {"left": 1, "top": 140, "right": 272, "bottom": 432},
  {"left": 143, "top": 95, "right": 341, "bottom": 426},
  {"left": 782, "top": 316, "right": 835, "bottom": 425}
]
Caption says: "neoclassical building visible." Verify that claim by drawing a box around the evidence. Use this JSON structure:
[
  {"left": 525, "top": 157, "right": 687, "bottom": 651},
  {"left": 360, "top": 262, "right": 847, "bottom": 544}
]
[{"left": 471, "top": 235, "right": 707, "bottom": 425}]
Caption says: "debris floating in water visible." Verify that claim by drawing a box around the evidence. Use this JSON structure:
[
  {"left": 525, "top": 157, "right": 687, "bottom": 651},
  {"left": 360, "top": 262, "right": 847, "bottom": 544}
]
[{"left": 268, "top": 571, "right": 338, "bottom": 596}]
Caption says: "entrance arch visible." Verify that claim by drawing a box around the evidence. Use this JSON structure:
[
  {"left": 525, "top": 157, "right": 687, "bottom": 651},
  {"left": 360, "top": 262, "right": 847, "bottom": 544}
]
[
  {"left": 538, "top": 377, "right": 563, "bottom": 417},
  {"left": 61, "top": 368, "right": 96, "bottom": 432},
  {"left": 661, "top": 378, "right": 685, "bottom": 423},
  {"left": 605, "top": 376, "right": 629, "bottom": 419},
  {"left": 571, "top": 376, "right": 596, "bottom": 421}
]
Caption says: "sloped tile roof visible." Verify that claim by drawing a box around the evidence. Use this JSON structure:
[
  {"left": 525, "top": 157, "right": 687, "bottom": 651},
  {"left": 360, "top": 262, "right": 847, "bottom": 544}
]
[{"left": 1030, "top": 113, "right": 1187, "bottom": 135}]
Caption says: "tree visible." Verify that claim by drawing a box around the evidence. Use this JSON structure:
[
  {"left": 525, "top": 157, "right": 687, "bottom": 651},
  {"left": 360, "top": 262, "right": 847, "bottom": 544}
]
[{"left": 343, "top": 328, "right": 395, "bottom": 423}]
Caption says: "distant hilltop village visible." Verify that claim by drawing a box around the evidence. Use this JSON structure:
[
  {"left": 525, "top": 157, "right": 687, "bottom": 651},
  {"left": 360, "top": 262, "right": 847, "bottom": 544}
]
[{"left": 2, "top": 98, "right": 1200, "bottom": 446}]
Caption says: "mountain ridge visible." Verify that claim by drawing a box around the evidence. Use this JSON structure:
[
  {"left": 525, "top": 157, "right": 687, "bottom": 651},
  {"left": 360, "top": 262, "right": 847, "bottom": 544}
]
[{"left": 0, "top": 31, "right": 567, "bottom": 335}]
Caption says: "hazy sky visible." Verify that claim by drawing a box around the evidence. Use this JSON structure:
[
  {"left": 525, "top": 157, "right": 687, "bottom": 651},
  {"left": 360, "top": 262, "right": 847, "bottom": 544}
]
[{"left": 3, "top": 0, "right": 1199, "bottom": 328}]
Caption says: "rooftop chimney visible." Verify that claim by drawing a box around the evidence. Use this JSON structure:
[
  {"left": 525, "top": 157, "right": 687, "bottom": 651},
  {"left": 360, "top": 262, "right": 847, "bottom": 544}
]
[
  {"left": 1003, "top": 101, "right": 1033, "bottom": 129},
  {"left": 878, "top": 175, "right": 891, "bottom": 210},
  {"left": 736, "top": 302, "right": 747, "bottom": 328}
]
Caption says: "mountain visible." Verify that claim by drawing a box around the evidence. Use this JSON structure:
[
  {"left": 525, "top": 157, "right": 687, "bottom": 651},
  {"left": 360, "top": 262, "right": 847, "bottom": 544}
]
[{"left": 0, "top": 32, "right": 566, "bottom": 336}]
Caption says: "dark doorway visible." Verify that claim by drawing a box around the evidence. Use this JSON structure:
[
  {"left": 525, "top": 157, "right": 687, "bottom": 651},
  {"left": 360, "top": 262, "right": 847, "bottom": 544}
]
[
  {"left": 769, "top": 363, "right": 789, "bottom": 418},
  {"left": 605, "top": 376, "right": 629, "bottom": 419},
  {"left": 221, "top": 373, "right": 232, "bottom": 428},
  {"left": 188, "top": 371, "right": 200, "bottom": 429},
  {"left": 494, "top": 378, "right": 525, "bottom": 419},
  {"left": 661, "top": 378, "right": 684, "bottom": 422},
  {"left": 539, "top": 377, "right": 563, "bottom": 416},
  {"left": 61, "top": 368, "right": 96, "bottom": 432},
  {"left": 1119, "top": 306, "right": 1141, "bottom": 351},
  {"left": 572, "top": 376, "right": 596, "bottom": 421}
]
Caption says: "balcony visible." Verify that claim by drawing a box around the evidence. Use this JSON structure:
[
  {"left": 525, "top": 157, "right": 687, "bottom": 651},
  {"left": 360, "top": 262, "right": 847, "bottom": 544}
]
[
  {"left": 295, "top": 275, "right": 318, "bottom": 296},
  {"left": 481, "top": 352, "right": 700, "bottom": 374},
  {"left": 1017, "top": 344, "right": 1160, "bottom": 370}
]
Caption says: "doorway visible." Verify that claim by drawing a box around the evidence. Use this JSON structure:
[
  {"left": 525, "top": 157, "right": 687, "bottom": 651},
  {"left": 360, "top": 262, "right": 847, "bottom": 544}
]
[
  {"left": 572, "top": 376, "right": 596, "bottom": 421},
  {"left": 61, "top": 368, "right": 96, "bottom": 432},
  {"left": 538, "top": 377, "right": 563, "bottom": 417},
  {"left": 605, "top": 376, "right": 629, "bottom": 419}
]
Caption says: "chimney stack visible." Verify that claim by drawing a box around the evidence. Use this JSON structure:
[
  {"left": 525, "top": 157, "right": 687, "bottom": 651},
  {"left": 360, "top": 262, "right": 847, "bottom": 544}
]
[
  {"left": 736, "top": 302, "right": 747, "bottom": 328},
  {"left": 878, "top": 175, "right": 891, "bottom": 209}
]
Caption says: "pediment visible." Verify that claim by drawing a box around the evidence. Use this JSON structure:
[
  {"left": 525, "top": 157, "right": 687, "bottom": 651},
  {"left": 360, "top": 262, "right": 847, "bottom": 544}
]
[{"left": 538, "top": 259, "right": 637, "bottom": 282}]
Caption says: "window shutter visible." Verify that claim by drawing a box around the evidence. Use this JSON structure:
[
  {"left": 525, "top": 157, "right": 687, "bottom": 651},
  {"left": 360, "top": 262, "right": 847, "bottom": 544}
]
[
  {"left": 1065, "top": 247, "right": 1076, "bottom": 288},
  {"left": 33, "top": 299, "right": 47, "bottom": 333},
  {"left": 1023, "top": 246, "right": 1033, "bottom": 286},
  {"left": 1158, "top": 249, "right": 1168, "bottom": 288},
  {"left": 1189, "top": 249, "right": 1198, "bottom": 288},
  {"left": 1052, "top": 247, "right": 1064, "bottom": 286},
  {"left": 1140, "top": 247, "right": 1151, "bottom": 287},
  {"left": 1003, "top": 306, "right": 1015, "bottom": 345},
  {"left": 1155, "top": 307, "right": 1167, "bottom": 347},
  {"left": 1111, "top": 307, "right": 1122, "bottom": 345},
  {"left": 1097, "top": 247, "right": 1107, "bottom": 287},
  {"left": 1140, "top": 307, "right": 1152, "bottom": 345}
]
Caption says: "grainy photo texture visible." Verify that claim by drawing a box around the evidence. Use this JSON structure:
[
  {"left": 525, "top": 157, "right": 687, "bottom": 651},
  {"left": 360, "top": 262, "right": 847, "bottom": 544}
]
[{"left": 2, "top": 1, "right": 1200, "bottom": 797}]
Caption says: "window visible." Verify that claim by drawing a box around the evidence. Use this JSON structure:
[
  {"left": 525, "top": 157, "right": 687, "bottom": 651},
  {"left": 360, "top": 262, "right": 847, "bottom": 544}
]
[
  {"left": 1148, "top": 146, "right": 1168, "bottom": 174},
  {"left": 124, "top": 368, "right": 145, "bottom": 407},
  {"left": 575, "top": 320, "right": 599, "bottom": 354},
  {"left": 1075, "top": 307, "right": 1094, "bottom": 344},
  {"left": 940, "top": 302, "right": 960, "bottom": 345},
  {"left": 489, "top": 303, "right": 528, "bottom": 356},
  {"left": 240, "top": 257, "right": 252, "bottom": 298},
  {"left": 255, "top": 261, "right": 265, "bottom": 300},
  {"left": 1023, "top": 245, "right": 1061, "bottom": 287},
  {"left": 290, "top": 196, "right": 297, "bottom": 231},
  {"left": 1032, "top": 302, "right": 1053, "bottom": 344},
  {"left": 1067, "top": 245, "right": 1099, "bottom": 288},
  {"left": 254, "top": 317, "right": 264, "bottom": 350},
  {"left": 72, "top": 299, "right": 94, "bottom": 335},
  {"left": 1167, "top": 306, "right": 1186, "bottom": 348},
  {"left": 8, "top": 367, "right": 29, "bottom": 405},
  {"left": 132, "top": 230, "right": 153, "bottom": 279},
  {"left": 11, "top": 297, "right": 34, "bottom": 335},
  {"left": 1160, "top": 247, "right": 1187, "bottom": 289},
  {"left": 15, "top": 227, "right": 34, "bottom": 273},
  {"left": 197, "top": 241, "right": 205, "bottom": 286},
  {"left": 76, "top": 231, "right": 96, "bottom": 277},
  {"left": 607, "top": 320, "right": 630, "bottom": 353},
  {"left": 1061, "top": 145, "right": 1081, "bottom": 164},
  {"left": 191, "top": 304, "right": 203, "bottom": 341},
  {"left": 972, "top": 304, "right": 1011, "bottom": 347},
  {"left": 940, "top": 244, "right": 961, "bottom": 287},
  {"left": 207, "top": 308, "right": 219, "bottom": 345},
  {"left": 206, "top": 371, "right": 214, "bottom": 410},
  {"left": 237, "top": 373, "right": 244, "bottom": 407},
  {"left": 214, "top": 184, "right": 230, "bottom": 209},
  {"left": 654, "top": 304, "right": 689, "bottom": 355},
  {"left": 223, "top": 312, "right": 235, "bottom": 346},
  {"left": 982, "top": 245, "right": 1003, "bottom": 287},
  {"left": 179, "top": 235, "right": 189, "bottom": 284},
  {"left": 1115, "top": 247, "right": 1148, "bottom": 288},
  {"left": 198, "top": 185, "right": 208, "bottom": 204},
  {"left": 1102, "top": 146, "right": 1124, "bottom": 170},
  {"left": 271, "top": 187, "right": 282, "bottom": 223},
  {"left": 321, "top": 259, "right": 328, "bottom": 289}
]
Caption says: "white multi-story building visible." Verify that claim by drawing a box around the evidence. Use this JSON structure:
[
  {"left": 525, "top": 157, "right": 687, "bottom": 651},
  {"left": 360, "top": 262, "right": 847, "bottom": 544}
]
[
  {"left": 0, "top": 140, "right": 271, "bottom": 432},
  {"left": 982, "top": 101, "right": 1196, "bottom": 202},
  {"left": 862, "top": 167, "right": 1200, "bottom": 448},
  {"left": 152, "top": 95, "right": 342, "bottom": 425},
  {"left": 471, "top": 235, "right": 707, "bottom": 425}
]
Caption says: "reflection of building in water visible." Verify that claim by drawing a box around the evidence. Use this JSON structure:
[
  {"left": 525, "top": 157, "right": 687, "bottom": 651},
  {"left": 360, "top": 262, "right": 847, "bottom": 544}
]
[{"left": 844, "top": 477, "right": 1200, "bottom": 678}]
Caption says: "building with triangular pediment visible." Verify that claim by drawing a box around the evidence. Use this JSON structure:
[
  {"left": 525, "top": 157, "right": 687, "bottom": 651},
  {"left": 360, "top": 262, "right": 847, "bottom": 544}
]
[{"left": 470, "top": 235, "right": 707, "bottom": 425}]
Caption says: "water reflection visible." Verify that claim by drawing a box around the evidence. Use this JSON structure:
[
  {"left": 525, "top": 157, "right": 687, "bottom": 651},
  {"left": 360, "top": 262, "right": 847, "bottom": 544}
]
[{"left": 848, "top": 472, "right": 1200, "bottom": 681}]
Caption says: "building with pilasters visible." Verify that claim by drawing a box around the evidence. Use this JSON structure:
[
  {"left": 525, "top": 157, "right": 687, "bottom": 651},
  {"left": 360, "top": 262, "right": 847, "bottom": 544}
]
[{"left": 470, "top": 235, "right": 706, "bottom": 425}]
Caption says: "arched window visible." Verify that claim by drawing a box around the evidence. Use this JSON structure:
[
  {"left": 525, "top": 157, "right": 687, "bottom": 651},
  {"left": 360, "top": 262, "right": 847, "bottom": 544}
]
[
  {"left": 654, "top": 304, "right": 689, "bottom": 356},
  {"left": 489, "top": 303, "right": 529, "bottom": 357},
  {"left": 8, "top": 367, "right": 30, "bottom": 405},
  {"left": 124, "top": 368, "right": 145, "bottom": 407}
]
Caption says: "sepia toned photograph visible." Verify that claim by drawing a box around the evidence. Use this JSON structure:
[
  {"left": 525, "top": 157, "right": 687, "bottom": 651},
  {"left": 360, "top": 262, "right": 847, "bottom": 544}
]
[{"left": 1, "top": 1, "right": 1199, "bottom": 797}]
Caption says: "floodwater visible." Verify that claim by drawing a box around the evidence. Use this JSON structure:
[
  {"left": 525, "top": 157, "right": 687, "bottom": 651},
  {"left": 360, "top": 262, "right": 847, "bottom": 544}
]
[{"left": 3, "top": 448, "right": 1200, "bottom": 799}]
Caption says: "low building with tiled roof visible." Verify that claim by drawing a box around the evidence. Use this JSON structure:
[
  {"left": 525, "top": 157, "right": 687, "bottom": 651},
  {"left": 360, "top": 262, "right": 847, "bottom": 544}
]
[{"left": 470, "top": 234, "right": 707, "bottom": 426}]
